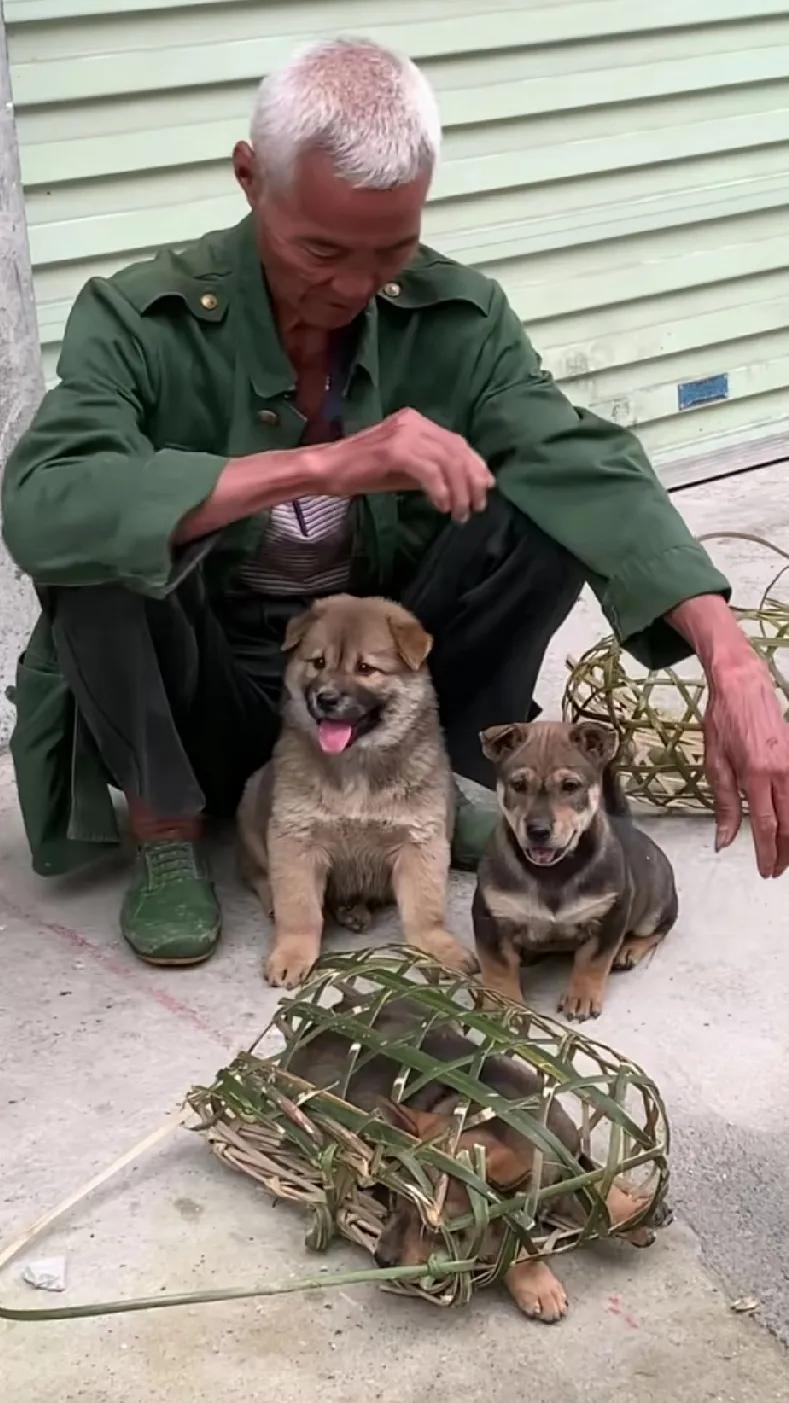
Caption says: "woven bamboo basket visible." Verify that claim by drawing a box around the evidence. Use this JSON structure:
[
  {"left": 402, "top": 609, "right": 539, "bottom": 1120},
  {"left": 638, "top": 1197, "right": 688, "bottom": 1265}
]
[
  {"left": 188, "top": 946, "right": 670, "bottom": 1308},
  {"left": 563, "top": 533, "right": 789, "bottom": 811}
]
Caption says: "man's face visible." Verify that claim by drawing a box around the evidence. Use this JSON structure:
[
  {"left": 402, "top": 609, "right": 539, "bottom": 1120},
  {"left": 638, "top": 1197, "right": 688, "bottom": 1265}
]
[{"left": 233, "top": 142, "right": 430, "bottom": 330}]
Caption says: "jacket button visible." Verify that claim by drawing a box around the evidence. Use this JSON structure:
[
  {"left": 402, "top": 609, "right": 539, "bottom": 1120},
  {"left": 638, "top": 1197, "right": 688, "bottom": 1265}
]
[
  {"left": 200, "top": 292, "right": 219, "bottom": 310},
  {"left": 257, "top": 408, "right": 279, "bottom": 426},
  {"left": 383, "top": 281, "right": 401, "bottom": 297}
]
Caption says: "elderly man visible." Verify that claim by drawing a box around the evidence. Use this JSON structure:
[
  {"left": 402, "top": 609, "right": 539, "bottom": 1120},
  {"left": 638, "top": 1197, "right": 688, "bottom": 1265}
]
[{"left": 3, "top": 38, "right": 788, "bottom": 967}]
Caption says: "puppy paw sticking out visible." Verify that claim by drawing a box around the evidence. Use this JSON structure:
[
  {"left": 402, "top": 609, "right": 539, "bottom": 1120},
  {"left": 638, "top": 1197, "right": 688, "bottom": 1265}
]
[
  {"left": 264, "top": 935, "right": 320, "bottom": 989},
  {"left": 506, "top": 1259, "right": 569, "bottom": 1324},
  {"left": 333, "top": 901, "right": 373, "bottom": 934},
  {"left": 606, "top": 1183, "right": 655, "bottom": 1248}
]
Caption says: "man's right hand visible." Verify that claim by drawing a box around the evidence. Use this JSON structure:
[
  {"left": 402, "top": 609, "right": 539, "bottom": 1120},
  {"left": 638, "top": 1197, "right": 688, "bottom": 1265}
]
[
  {"left": 176, "top": 407, "right": 494, "bottom": 543},
  {"left": 317, "top": 407, "right": 495, "bottom": 523}
]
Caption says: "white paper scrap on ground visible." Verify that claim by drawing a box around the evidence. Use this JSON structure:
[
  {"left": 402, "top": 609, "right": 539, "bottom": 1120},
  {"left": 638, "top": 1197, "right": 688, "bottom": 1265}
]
[{"left": 22, "top": 1256, "right": 67, "bottom": 1292}]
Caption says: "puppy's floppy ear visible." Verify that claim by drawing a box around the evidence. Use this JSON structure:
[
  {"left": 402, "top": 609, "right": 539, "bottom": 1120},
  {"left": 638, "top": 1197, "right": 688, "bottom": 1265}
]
[
  {"left": 282, "top": 607, "right": 315, "bottom": 653},
  {"left": 389, "top": 617, "right": 433, "bottom": 671},
  {"left": 484, "top": 1137, "right": 532, "bottom": 1192},
  {"left": 569, "top": 721, "right": 619, "bottom": 766},
  {"left": 480, "top": 723, "right": 530, "bottom": 763},
  {"left": 380, "top": 1100, "right": 452, "bottom": 1142}
]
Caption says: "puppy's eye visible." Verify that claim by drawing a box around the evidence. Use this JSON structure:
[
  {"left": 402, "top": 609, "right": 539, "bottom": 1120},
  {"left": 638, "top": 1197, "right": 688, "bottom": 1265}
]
[
  {"left": 356, "top": 660, "right": 378, "bottom": 676},
  {"left": 561, "top": 778, "right": 582, "bottom": 795},
  {"left": 509, "top": 775, "right": 529, "bottom": 794},
  {"left": 310, "top": 654, "right": 326, "bottom": 670}
]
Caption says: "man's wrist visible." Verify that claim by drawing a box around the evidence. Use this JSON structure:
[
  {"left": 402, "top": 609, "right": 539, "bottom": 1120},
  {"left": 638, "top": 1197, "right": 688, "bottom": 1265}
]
[
  {"left": 230, "top": 444, "right": 333, "bottom": 506},
  {"left": 174, "top": 444, "right": 336, "bottom": 543},
  {"left": 666, "top": 593, "right": 754, "bottom": 677}
]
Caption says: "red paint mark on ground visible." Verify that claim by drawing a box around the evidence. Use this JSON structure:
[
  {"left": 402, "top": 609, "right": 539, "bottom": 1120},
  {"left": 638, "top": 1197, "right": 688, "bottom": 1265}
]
[
  {"left": 0, "top": 893, "right": 234, "bottom": 1049},
  {"left": 606, "top": 1294, "right": 640, "bottom": 1329}
]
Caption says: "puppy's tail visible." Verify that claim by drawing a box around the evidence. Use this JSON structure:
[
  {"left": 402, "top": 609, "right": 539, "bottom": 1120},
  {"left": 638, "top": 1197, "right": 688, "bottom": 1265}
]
[{"left": 601, "top": 760, "right": 631, "bottom": 818}]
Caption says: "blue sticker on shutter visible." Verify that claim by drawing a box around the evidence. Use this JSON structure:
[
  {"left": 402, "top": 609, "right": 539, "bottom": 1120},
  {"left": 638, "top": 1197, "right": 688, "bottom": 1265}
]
[{"left": 678, "top": 374, "right": 729, "bottom": 411}]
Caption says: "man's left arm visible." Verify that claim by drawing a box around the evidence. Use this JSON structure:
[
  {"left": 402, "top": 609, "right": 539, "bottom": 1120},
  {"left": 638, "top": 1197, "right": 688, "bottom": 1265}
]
[{"left": 466, "top": 281, "right": 789, "bottom": 877}]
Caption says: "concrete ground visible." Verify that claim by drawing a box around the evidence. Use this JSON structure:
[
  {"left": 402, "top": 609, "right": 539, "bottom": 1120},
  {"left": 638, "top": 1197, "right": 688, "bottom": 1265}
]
[{"left": 2, "top": 467, "right": 789, "bottom": 1402}]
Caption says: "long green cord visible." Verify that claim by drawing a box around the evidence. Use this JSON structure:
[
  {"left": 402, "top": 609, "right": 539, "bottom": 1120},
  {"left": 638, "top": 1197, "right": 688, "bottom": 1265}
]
[{"left": 0, "top": 1256, "right": 475, "bottom": 1323}]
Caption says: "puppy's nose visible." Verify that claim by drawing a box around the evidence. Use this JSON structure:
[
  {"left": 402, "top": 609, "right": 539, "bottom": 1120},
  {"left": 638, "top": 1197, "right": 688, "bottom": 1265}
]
[
  {"left": 374, "top": 1243, "right": 397, "bottom": 1269},
  {"left": 315, "top": 688, "right": 341, "bottom": 714},
  {"left": 526, "top": 819, "right": 552, "bottom": 844}
]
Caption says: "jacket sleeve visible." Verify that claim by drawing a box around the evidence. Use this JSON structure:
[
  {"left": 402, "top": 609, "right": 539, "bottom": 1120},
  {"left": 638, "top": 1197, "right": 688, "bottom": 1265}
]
[
  {"left": 1, "top": 278, "right": 226, "bottom": 594},
  {"left": 467, "top": 282, "right": 730, "bottom": 668}
]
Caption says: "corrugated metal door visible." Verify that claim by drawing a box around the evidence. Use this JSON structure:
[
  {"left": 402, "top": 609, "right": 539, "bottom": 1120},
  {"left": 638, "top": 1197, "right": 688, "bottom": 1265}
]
[{"left": 5, "top": 0, "right": 789, "bottom": 484}]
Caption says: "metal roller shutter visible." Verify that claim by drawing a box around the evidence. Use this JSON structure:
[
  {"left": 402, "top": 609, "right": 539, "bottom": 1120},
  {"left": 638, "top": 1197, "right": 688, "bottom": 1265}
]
[{"left": 5, "top": 0, "right": 789, "bottom": 484}]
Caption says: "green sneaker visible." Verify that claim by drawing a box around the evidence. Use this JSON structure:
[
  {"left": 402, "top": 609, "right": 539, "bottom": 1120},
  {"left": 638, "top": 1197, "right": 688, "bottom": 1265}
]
[
  {"left": 451, "top": 781, "right": 498, "bottom": 873},
  {"left": 120, "top": 840, "right": 221, "bottom": 965}
]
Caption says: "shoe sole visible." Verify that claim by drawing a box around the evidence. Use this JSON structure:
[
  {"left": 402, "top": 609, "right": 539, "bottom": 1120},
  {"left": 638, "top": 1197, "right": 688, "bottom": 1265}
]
[
  {"left": 135, "top": 950, "right": 217, "bottom": 967},
  {"left": 122, "top": 917, "right": 222, "bottom": 967}
]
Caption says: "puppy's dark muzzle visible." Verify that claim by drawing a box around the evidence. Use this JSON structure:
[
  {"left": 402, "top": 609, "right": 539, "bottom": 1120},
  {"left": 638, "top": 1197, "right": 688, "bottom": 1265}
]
[
  {"left": 373, "top": 1242, "right": 399, "bottom": 1269},
  {"left": 307, "top": 686, "right": 366, "bottom": 724}
]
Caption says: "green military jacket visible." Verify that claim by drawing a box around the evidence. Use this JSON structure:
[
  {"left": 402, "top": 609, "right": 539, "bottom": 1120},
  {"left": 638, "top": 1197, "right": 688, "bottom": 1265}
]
[{"left": 2, "top": 215, "right": 728, "bottom": 876}]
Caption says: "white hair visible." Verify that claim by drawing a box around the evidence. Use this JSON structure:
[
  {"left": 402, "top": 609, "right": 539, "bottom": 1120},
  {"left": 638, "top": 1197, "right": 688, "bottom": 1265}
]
[{"left": 250, "top": 36, "right": 441, "bottom": 190}]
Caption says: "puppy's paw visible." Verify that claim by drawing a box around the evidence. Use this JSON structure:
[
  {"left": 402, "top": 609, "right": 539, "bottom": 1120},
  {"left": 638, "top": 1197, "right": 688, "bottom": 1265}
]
[
  {"left": 558, "top": 976, "right": 605, "bottom": 1021},
  {"left": 652, "top": 1197, "right": 674, "bottom": 1229},
  {"left": 413, "top": 931, "right": 479, "bottom": 976},
  {"left": 333, "top": 902, "right": 373, "bottom": 933},
  {"left": 613, "top": 932, "right": 663, "bottom": 971},
  {"left": 557, "top": 992, "right": 601, "bottom": 1022},
  {"left": 507, "top": 1261, "right": 568, "bottom": 1324},
  {"left": 264, "top": 936, "right": 320, "bottom": 989},
  {"left": 606, "top": 1183, "right": 655, "bottom": 1245}
]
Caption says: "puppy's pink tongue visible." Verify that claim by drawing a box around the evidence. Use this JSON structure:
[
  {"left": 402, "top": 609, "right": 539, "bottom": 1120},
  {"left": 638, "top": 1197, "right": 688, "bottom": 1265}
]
[{"left": 317, "top": 721, "right": 354, "bottom": 754}]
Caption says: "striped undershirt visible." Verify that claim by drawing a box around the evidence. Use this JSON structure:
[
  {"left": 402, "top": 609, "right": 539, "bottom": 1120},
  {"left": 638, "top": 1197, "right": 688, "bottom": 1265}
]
[
  {"left": 237, "top": 322, "right": 356, "bottom": 597},
  {"left": 236, "top": 495, "right": 352, "bottom": 596}
]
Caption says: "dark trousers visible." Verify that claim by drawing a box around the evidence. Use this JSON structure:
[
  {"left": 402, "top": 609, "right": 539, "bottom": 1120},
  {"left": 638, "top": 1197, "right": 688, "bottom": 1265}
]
[{"left": 50, "top": 497, "right": 583, "bottom": 820}]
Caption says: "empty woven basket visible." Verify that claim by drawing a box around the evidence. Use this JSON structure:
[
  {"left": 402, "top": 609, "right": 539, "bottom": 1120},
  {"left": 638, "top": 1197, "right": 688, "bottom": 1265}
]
[{"left": 563, "top": 533, "right": 789, "bottom": 811}]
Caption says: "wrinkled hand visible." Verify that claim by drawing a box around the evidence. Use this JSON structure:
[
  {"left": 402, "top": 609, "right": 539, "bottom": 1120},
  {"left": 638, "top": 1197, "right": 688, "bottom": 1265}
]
[
  {"left": 320, "top": 407, "right": 495, "bottom": 522},
  {"left": 704, "top": 653, "right": 789, "bottom": 877}
]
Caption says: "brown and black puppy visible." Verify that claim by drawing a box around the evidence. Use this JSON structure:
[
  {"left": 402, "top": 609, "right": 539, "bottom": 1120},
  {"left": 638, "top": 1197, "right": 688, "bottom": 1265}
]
[
  {"left": 473, "top": 721, "right": 678, "bottom": 1020},
  {"left": 287, "top": 995, "right": 654, "bottom": 1323},
  {"left": 238, "top": 594, "right": 476, "bottom": 988}
]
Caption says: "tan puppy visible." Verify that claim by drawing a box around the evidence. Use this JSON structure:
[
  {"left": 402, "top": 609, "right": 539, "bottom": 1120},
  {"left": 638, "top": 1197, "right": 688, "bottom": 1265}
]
[{"left": 238, "top": 594, "right": 475, "bottom": 987}]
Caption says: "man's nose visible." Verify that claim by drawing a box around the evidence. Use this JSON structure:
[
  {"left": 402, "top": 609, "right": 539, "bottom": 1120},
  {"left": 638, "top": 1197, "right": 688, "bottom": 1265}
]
[{"left": 331, "top": 269, "right": 378, "bottom": 303}]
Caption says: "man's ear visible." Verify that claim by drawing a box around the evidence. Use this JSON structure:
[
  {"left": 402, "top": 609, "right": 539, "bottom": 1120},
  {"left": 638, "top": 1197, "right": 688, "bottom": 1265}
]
[
  {"left": 480, "top": 723, "right": 531, "bottom": 764},
  {"left": 381, "top": 1100, "right": 452, "bottom": 1141},
  {"left": 569, "top": 721, "right": 619, "bottom": 766},
  {"left": 232, "top": 140, "right": 261, "bottom": 206},
  {"left": 389, "top": 617, "right": 433, "bottom": 671}
]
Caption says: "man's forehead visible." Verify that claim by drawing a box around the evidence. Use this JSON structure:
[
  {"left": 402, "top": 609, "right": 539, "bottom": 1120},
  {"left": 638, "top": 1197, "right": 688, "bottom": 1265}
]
[{"left": 279, "top": 147, "right": 429, "bottom": 241}]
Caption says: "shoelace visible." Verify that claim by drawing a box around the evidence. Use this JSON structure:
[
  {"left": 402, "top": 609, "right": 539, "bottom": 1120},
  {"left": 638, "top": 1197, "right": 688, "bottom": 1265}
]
[{"left": 143, "top": 840, "right": 200, "bottom": 886}]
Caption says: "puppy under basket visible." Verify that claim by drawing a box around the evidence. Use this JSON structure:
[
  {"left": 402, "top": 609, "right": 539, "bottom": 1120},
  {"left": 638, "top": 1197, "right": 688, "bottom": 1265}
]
[{"left": 188, "top": 947, "right": 670, "bottom": 1307}]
